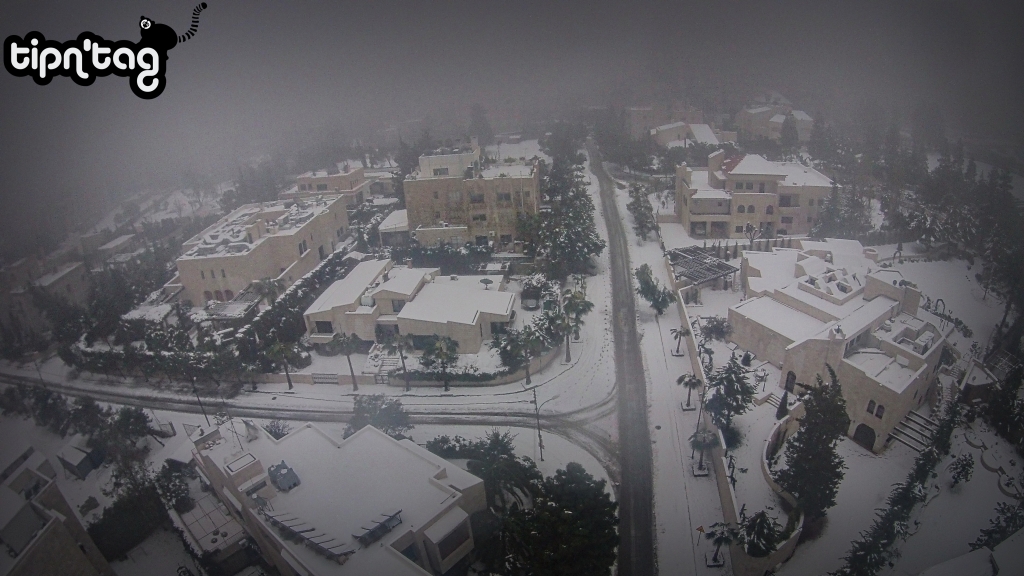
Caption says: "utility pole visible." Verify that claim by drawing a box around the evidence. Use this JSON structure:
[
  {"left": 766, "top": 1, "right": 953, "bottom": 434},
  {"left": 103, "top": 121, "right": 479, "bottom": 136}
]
[
  {"left": 191, "top": 376, "right": 211, "bottom": 427},
  {"left": 533, "top": 388, "right": 545, "bottom": 461}
]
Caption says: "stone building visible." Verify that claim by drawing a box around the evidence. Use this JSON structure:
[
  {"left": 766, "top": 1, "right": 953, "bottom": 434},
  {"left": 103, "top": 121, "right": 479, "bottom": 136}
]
[
  {"left": 1, "top": 445, "right": 113, "bottom": 576},
  {"left": 404, "top": 146, "right": 540, "bottom": 251},
  {"left": 190, "top": 422, "right": 486, "bottom": 576},
  {"left": 165, "top": 195, "right": 349, "bottom": 306},
  {"left": 676, "top": 150, "right": 833, "bottom": 239},
  {"left": 280, "top": 163, "right": 371, "bottom": 206}
]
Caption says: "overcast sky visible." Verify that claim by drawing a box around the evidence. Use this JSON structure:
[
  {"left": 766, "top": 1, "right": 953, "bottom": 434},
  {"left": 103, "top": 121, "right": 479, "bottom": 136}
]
[{"left": 2, "top": 0, "right": 1022, "bottom": 256}]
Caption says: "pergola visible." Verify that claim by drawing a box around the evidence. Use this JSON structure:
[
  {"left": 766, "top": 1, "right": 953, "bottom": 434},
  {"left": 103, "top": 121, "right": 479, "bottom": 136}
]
[{"left": 666, "top": 246, "right": 739, "bottom": 286}]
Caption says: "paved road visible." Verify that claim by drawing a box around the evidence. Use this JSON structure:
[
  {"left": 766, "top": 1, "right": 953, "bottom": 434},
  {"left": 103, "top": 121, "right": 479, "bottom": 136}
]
[{"left": 587, "top": 139, "right": 656, "bottom": 576}]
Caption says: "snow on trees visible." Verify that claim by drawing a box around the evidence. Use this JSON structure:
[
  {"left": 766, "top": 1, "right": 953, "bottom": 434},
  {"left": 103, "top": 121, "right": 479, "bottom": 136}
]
[{"left": 634, "top": 264, "right": 676, "bottom": 315}]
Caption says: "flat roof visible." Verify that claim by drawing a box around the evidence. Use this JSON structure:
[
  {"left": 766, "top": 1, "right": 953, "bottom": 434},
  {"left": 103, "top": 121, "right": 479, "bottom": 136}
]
[
  {"left": 378, "top": 210, "right": 409, "bottom": 233},
  {"left": 98, "top": 234, "right": 135, "bottom": 251},
  {"left": 371, "top": 267, "right": 433, "bottom": 298},
  {"left": 727, "top": 154, "right": 790, "bottom": 177},
  {"left": 688, "top": 124, "right": 719, "bottom": 145},
  {"left": 399, "top": 281, "right": 513, "bottom": 326},
  {"left": 199, "top": 424, "right": 480, "bottom": 576},
  {"left": 791, "top": 110, "right": 812, "bottom": 121},
  {"left": 774, "top": 162, "right": 833, "bottom": 187},
  {"left": 305, "top": 260, "right": 389, "bottom": 315},
  {"left": 844, "top": 348, "right": 918, "bottom": 392},
  {"left": 732, "top": 297, "right": 827, "bottom": 342},
  {"left": 480, "top": 164, "right": 534, "bottom": 178},
  {"left": 34, "top": 262, "right": 82, "bottom": 287}
]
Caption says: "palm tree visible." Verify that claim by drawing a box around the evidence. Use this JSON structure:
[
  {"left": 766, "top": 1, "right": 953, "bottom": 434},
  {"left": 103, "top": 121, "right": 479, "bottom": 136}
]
[
  {"left": 379, "top": 331, "right": 416, "bottom": 391},
  {"left": 678, "top": 374, "right": 702, "bottom": 408},
  {"left": 670, "top": 326, "right": 691, "bottom": 355},
  {"left": 251, "top": 277, "right": 285, "bottom": 306},
  {"left": 704, "top": 521, "right": 738, "bottom": 565},
  {"left": 420, "top": 336, "right": 459, "bottom": 391},
  {"left": 265, "top": 342, "right": 295, "bottom": 390},
  {"left": 561, "top": 288, "right": 594, "bottom": 363},
  {"left": 520, "top": 326, "right": 547, "bottom": 386},
  {"left": 689, "top": 428, "right": 718, "bottom": 470},
  {"left": 332, "top": 333, "right": 361, "bottom": 391}
]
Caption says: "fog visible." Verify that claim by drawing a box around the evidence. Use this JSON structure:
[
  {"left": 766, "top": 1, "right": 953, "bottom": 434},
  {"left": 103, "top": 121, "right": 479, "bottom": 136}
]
[{"left": 2, "top": 0, "right": 1022, "bottom": 256}]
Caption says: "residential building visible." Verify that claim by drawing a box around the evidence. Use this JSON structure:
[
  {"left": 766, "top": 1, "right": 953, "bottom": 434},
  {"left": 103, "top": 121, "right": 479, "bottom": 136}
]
[
  {"left": 280, "top": 163, "right": 371, "bottom": 206},
  {"left": 404, "top": 145, "right": 540, "bottom": 251},
  {"left": 190, "top": 422, "right": 486, "bottom": 576},
  {"left": 625, "top": 102, "right": 703, "bottom": 140},
  {"left": 735, "top": 105, "right": 813, "bottom": 142},
  {"left": 165, "top": 195, "right": 349, "bottom": 306},
  {"left": 1, "top": 445, "right": 113, "bottom": 576},
  {"left": 303, "top": 259, "right": 513, "bottom": 352},
  {"left": 650, "top": 122, "right": 736, "bottom": 148},
  {"left": 676, "top": 150, "right": 833, "bottom": 239},
  {"left": 0, "top": 259, "right": 91, "bottom": 345},
  {"left": 378, "top": 209, "right": 410, "bottom": 247},
  {"left": 729, "top": 240, "right": 953, "bottom": 452}
]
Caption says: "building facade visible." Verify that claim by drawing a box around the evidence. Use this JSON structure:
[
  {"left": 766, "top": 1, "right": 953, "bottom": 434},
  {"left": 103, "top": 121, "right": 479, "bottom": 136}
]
[
  {"left": 404, "top": 147, "right": 540, "bottom": 251},
  {"left": 166, "top": 196, "right": 349, "bottom": 306},
  {"left": 281, "top": 164, "right": 371, "bottom": 206},
  {"left": 676, "top": 151, "right": 833, "bottom": 239}
]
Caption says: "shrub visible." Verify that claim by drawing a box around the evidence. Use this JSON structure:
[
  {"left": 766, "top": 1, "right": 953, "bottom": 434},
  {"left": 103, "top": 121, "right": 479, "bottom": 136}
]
[
  {"left": 741, "top": 352, "right": 752, "bottom": 367},
  {"left": 87, "top": 485, "right": 168, "bottom": 560}
]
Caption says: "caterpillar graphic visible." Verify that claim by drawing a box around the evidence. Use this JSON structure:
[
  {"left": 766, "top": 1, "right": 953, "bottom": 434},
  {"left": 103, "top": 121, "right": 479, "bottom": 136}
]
[{"left": 139, "top": 2, "right": 208, "bottom": 53}]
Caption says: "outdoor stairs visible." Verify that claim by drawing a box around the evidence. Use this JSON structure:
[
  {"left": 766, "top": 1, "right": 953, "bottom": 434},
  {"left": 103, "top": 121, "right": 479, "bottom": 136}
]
[
  {"left": 764, "top": 393, "right": 781, "bottom": 409},
  {"left": 378, "top": 357, "right": 401, "bottom": 373},
  {"left": 947, "top": 363, "right": 966, "bottom": 383},
  {"left": 888, "top": 410, "right": 940, "bottom": 453}
]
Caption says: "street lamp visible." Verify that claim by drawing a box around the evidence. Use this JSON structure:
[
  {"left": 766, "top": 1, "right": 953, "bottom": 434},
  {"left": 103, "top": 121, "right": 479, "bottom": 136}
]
[
  {"left": 532, "top": 390, "right": 559, "bottom": 462},
  {"left": 191, "top": 375, "right": 211, "bottom": 427}
]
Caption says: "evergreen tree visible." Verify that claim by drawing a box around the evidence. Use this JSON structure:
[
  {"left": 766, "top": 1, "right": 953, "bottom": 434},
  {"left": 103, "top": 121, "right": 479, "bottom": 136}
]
[
  {"left": 972, "top": 491, "right": 1024, "bottom": 550},
  {"left": 344, "top": 394, "right": 412, "bottom": 439},
  {"left": 775, "top": 390, "right": 790, "bottom": 419},
  {"left": 155, "top": 461, "right": 194, "bottom": 513},
  {"left": 634, "top": 264, "right": 676, "bottom": 315},
  {"left": 468, "top": 103, "right": 495, "bottom": 146},
  {"left": 813, "top": 181, "right": 844, "bottom": 238},
  {"left": 704, "top": 353, "right": 756, "bottom": 431},
  {"left": 627, "top": 184, "right": 657, "bottom": 241},
  {"left": 420, "top": 336, "right": 459, "bottom": 391},
  {"left": 774, "top": 366, "right": 850, "bottom": 521},
  {"left": 781, "top": 115, "right": 799, "bottom": 150},
  {"left": 742, "top": 509, "right": 783, "bottom": 557},
  {"left": 949, "top": 453, "right": 974, "bottom": 487}
]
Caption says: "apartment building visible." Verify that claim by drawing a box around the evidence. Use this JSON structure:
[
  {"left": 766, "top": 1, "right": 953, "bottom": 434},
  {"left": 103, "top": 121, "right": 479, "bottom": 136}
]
[
  {"left": 404, "top": 146, "right": 540, "bottom": 251},
  {"left": 1, "top": 445, "right": 113, "bottom": 576},
  {"left": 190, "top": 422, "right": 486, "bottom": 576},
  {"left": 729, "top": 241, "right": 952, "bottom": 452},
  {"left": 165, "top": 195, "right": 349, "bottom": 306},
  {"left": 625, "top": 102, "right": 704, "bottom": 140},
  {"left": 0, "top": 258, "right": 91, "bottom": 345},
  {"left": 650, "top": 122, "right": 737, "bottom": 148},
  {"left": 676, "top": 150, "right": 832, "bottom": 239},
  {"left": 280, "top": 163, "right": 371, "bottom": 206},
  {"left": 735, "top": 105, "right": 813, "bottom": 142},
  {"left": 304, "top": 258, "right": 513, "bottom": 352}
]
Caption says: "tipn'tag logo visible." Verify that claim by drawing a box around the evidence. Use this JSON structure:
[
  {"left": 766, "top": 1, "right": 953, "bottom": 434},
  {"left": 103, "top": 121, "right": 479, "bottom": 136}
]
[{"left": 3, "top": 3, "right": 208, "bottom": 100}]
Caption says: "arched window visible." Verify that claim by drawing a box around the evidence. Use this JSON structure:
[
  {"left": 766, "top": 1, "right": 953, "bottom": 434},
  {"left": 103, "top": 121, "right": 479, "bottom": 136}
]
[
  {"left": 875, "top": 405, "right": 885, "bottom": 418},
  {"left": 747, "top": 205, "right": 755, "bottom": 213},
  {"left": 866, "top": 400, "right": 876, "bottom": 414},
  {"left": 224, "top": 290, "right": 234, "bottom": 300},
  {"left": 737, "top": 205, "right": 746, "bottom": 213},
  {"left": 214, "top": 290, "right": 224, "bottom": 301},
  {"left": 766, "top": 205, "right": 774, "bottom": 215},
  {"left": 203, "top": 291, "right": 213, "bottom": 302}
]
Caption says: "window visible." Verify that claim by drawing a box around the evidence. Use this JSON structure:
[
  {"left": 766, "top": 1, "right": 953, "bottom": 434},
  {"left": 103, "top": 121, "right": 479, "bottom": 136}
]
[
  {"left": 299, "top": 240, "right": 308, "bottom": 255},
  {"left": 299, "top": 184, "right": 307, "bottom": 191},
  {"left": 737, "top": 205, "right": 746, "bottom": 213},
  {"left": 734, "top": 182, "right": 743, "bottom": 190},
  {"left": 875, "top": 405, "right": 885, "bottom": 418},
  {"left": 746, "top": 182, "right": 754, "bottom": 190},
  {"left": 747, "top": 205, "right": 755, "bottom": 213},
  {"left": 475, "top": 236, "right": 489, "bottom": 246},
  {"left": 200, "top": 270, "right": 205, "bottom": 279},
  {"left": 781, "top": 216, "right": 793, "bottom": 224},
  {"left": 809, "top": 198, "right": 815, "bottom": 206},
  {"left": 318, "top": 245, "right": 326, "bottom": 260},
  {"left": 434, "top": 211, "right": 441, "bottom": 219},
  {"left": 432, "top": 167, "right": 449, "bottom": 176},
  {"left": 470, "top": 193, "right": 485, "bottom": 204},
  {"left": 735, "top": 226, "right": 743, "bottom": 233},
  {"left": 866, "top": 400, "right": 876, "bottom": 414},
  {"left": 758, "top": 182, "right": 765, "bottom": 193},
  {"left": 224, "top": 290, "right": 234, "bottom": 300},
  {"left": 221, "top": 269, "right": 226, "bottom": 278},
  {"left": 472, "top": 213, "right": 487, "bottom": 222},
  {"left": 448, "top": 191, "right": 462, "bottom": 202},
  {"left": 433, "top": 191, "right": 439, "bottom": 199},
  {"left": 765, "top": 205, "right": 774, "bottom": 214},
  {"left": 210, "top": 269, "right": 216, "bottom": 279},
  {"left": 392, "top": 299, "right": 405, "bottom": 313},
  {"left": 500, "top": 234, "right": 512, "bottom": 244},
  {"left": 214, "top": 290, "right": 224, "bottom": 301},
  {"left": 779, "top": 195, "right": 799, "bottom": 207},
  {"left": 497, "top": 192, "right": 512, "bottom": 202},
  {"left": 315, "top": 321, "right": 333, "bottom": 334},
  {"left": 204, "top": 291, "right": 213, "bottom": 302},
  {"left": 316, "top": 183, "right": 328, "bottom": 191}
]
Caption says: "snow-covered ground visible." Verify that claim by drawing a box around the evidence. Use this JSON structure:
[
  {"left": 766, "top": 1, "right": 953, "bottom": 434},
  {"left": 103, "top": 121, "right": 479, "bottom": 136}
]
[{"left": 110, "top": 528, "right": 203, "bottom": 576}]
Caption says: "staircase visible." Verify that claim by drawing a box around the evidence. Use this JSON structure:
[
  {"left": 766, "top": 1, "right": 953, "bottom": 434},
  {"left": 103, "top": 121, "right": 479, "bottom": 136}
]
[
  {"left": 378, "top": 357, "right": 401, "bottom": 373},
  {"left": 764, "top": 393, "right": 782, "bottom": 409},
  {"left": 888, "top": 410, "right": 940, "bottom": 452}
]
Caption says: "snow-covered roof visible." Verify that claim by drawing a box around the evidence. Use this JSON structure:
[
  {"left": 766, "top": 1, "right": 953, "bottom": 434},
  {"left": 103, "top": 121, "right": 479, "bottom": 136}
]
[
  {"left": 122, "top": 303, "right": 173, "bottom": 322},
  {"left": 398, "top": 280, "right": 514, "bottom": 326},
  {"left": 992, "top": 527, "right": 1024, "bottom": 575},
  {"left": 744, "top": 106, "right": 774, "bottom": 114},
  {"left": 480, "top": 164, "right": 534, "bottom": 179},
  {"left": 371, "top": 267, "right": 434, "bottom": 298},
  {"left": 743, "top": 249, "right": 804, "bottom": 295},
  {"left": 692, "top": 189, "right": 731, "bottom": 199},
  {"left": 484, "top": 139, "right": 550, "bottom": 164},
  {"left": 653, "top": 121, "right": 688, "bottom": 132},
  {"left": 378, "top": 209, "right": 409, "bottom": 233},
  {"left": 33, "top": 261, "right": 83, "bottom": 287},
  {"left": 844, "top": 348, "right": 918, "bottom": 392},
  {"left": 727, "top": 155, "right": 790, "bottom": 177},
  {"left": 197, "top": 424, "right": 482, "bottom": 576},
  {"left": 732, "top": 297, "right": 827, "bottom": 342},
  {"left": 98, "top": 234, "right": 135, "bottom": 252},
  {"left": 666, "top": 139, "right": 690, "bottom": 149},
  {"left": 687, "top": 124, "right": 719, "bottom": 145},
  {"left": 305, "top": 260, "right": 389, "bottom": 314},
  {"left": 774, "top": 162, "right": 832, "bottom": 187},
  {"left": 769, "top": 114, "right": 787, "bottom": 124},
  {"left": 791, "top": 110, "right": 812, "bottom": 122}
]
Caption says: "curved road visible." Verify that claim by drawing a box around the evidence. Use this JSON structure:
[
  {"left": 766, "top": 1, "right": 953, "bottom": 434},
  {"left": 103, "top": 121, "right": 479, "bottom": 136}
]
[{"left": 587, "top": 139, "right": 655, "bottom": 576}]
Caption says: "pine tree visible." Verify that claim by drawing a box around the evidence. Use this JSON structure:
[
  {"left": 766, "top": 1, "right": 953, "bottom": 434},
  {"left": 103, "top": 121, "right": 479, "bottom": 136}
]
[
  {"left": 781, "top": 115, "right": 799, "bottom": 150},
  {"left": 634, "top": 264, "right": 676, "bottom": 315},
  {"left": 344, "top": 394, "right": 412, "bottom": 439},
  {"left": 775, "top": 390, "right": 789, "bottom": 419},
  {"left": 773, "top": 366, "right": 850, "bottom": 521},
  {"left": 704, "top": 353, "right": 756, "bottom": 431},
  {"left": 949, "top": 453, "right": 975, "bottom": 487},
  {"left": 742, "top": 509, "right": 783, "bottom": 557}
]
